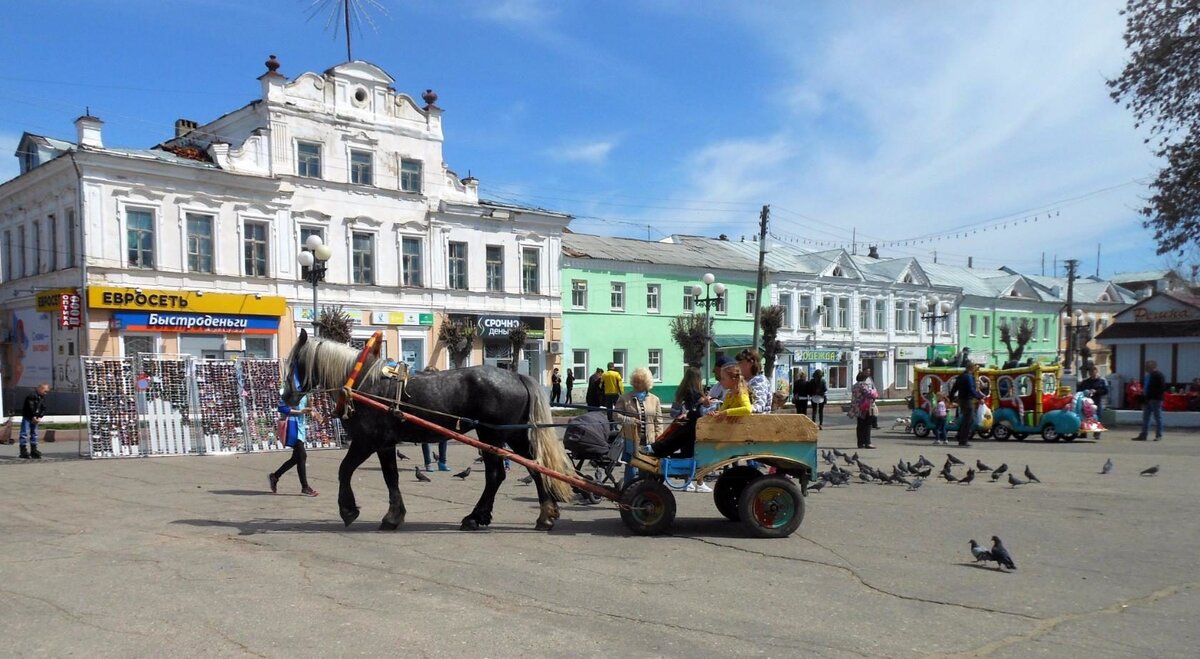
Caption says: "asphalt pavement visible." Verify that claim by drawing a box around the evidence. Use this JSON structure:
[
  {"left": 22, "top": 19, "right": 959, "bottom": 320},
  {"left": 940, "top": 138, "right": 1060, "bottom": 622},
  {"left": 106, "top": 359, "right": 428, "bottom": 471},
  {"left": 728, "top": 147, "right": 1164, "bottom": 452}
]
[{"left": 1, "top": 420, "right": 1197, "bottom": 657}]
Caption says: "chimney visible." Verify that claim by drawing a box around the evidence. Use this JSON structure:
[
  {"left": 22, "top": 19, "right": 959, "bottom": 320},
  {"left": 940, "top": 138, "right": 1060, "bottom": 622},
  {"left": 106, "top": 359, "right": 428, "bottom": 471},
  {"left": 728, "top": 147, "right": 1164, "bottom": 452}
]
[
  {"left": 718, "top": 234, "right": 729, "bottom": 241},
  {"left": 867, "top": 245, "right": 880, "bottom": 259},
  {"left": 175, "top": 119, "right": 199, "bottom": 139},
  {"left": 74, "top": 114, "right": 104, "bottom": 148},
  {"left": 968, "top": 256, "right": 974, "bottom": 268}
]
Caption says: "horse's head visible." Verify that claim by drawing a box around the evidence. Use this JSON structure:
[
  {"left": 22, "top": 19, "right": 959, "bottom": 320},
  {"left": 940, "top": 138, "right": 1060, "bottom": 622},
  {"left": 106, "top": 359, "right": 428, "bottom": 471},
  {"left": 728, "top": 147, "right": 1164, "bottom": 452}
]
[{"left": 281, "top": 329, "right": 313, "bottom": 406}]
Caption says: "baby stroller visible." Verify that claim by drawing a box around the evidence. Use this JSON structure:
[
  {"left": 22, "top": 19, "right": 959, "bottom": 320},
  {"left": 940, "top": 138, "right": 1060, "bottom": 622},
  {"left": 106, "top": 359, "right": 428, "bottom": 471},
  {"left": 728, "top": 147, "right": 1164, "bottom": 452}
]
[{"left": 562, "top": 411, "right": 623, "bottom": 503}]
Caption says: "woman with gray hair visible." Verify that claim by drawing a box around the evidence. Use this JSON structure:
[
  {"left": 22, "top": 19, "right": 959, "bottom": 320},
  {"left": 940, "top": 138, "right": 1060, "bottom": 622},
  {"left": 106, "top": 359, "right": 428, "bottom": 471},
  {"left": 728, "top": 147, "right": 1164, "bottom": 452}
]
[{"left": 614, "top": 367, "right": 663, "bottom": 487}]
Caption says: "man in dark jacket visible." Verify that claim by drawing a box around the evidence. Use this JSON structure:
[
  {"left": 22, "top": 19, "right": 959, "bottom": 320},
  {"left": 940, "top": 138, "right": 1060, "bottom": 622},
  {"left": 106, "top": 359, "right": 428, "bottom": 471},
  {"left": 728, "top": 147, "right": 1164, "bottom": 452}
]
[
  {"left": 948, "top": 362, "right": 984, "bottom": 447},
  {"left": 1078, "top": 366, "right": 1109, "bottom": 439},
  {"left": 1133, "top": 360, "right": 1166, "bottom": 441},
  {"left": 19, "top": 383, "right": 49, "bottom": 459},
  {"left": 585, "top": 368, "right": 604, "bottom": 408}
]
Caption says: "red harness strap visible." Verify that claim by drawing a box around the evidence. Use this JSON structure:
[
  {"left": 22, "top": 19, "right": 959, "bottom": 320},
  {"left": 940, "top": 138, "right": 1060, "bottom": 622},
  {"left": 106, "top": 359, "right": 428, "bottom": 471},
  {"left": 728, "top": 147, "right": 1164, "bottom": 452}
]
[{"left": 334, "top": 330, "right": 383, "bottom": 417}]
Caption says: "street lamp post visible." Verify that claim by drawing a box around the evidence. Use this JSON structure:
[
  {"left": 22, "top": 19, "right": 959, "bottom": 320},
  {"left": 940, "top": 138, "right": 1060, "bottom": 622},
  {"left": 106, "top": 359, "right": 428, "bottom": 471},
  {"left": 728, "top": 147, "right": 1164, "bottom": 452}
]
[
  {"left": 1062, "top": 309, "right": 1094, "bottom": 376},
  {"left": 691, "top": 273, "right": 726, "bottom": 386},
  {"left": 297, "top": 235, "right": 333, "bottom": 336},
  {"left": 921, "top": 296, "right": 953, "bottom": 358}
]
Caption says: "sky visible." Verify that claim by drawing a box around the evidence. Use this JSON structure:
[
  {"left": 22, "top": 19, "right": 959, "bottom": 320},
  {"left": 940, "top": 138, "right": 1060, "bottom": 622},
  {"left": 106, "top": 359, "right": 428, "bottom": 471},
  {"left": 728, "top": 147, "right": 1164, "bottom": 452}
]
[{"left": 0, "top": 0, "right": 1187, "bottom": 280}]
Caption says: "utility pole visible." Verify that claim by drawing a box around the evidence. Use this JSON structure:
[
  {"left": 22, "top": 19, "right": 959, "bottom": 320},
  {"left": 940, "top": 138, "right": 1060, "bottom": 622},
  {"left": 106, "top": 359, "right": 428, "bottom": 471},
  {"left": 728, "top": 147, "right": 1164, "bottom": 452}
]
[
  {"left": 751, "top": 204, "right": 770, "bottom": 354},
  {"left": 1063, "top": 259, "right": 1079, "bottom": 376}
]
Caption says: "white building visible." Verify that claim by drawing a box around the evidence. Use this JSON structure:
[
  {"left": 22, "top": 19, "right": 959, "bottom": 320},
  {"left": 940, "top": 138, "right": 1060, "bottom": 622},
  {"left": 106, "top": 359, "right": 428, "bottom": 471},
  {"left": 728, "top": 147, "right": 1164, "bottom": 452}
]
[{"left": 0, "top": 56, "right": 570, "bottom": 412}]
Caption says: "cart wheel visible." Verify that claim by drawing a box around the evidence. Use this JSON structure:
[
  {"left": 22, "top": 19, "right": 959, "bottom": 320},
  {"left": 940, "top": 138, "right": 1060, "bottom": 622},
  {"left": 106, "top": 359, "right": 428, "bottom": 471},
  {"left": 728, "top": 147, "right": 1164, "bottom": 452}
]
[
  {"left": 912, "top": 421, "right": 930, "bottom": 438},
  {"left": 991, "top": 423, "right": 1012, "bottom": 441},
  {"left": 619, "top": 478, "right": 676, "bottom": 536},
  {"left": 976, "top": 429, "right": 992, "bottom": 440},
  {"left": 1014, "top": 432, "right": 1029, "bottom": 440},
  {"left": 714, "top": 466, "right": 763, "bottom": 521},
  {"left": 1062, "top": 433, "right": 1077, "bottom": 442},
  {"left": 738, "top": 476, "right": 805, "bottom": 538},
  {"left": 1041, "top": 425, "right": 1061, "bottom": 442}
]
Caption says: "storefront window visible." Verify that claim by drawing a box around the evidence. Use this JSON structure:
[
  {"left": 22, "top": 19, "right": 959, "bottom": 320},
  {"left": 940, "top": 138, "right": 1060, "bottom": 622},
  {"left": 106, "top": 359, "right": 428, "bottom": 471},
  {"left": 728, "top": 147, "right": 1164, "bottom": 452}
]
[
  {"left": 244, "top": 337, "right": 274, "bottom": 359},
  {"left": 827, "top": 365, "right": 847, "bottom": 389},
  {"left": 123, "top": 335, "right": 157, "bottom": 357}
]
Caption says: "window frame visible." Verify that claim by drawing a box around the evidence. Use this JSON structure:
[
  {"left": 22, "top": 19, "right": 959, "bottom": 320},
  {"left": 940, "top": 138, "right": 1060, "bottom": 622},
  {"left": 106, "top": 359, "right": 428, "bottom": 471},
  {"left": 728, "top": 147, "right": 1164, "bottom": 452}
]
[
  {"left": 874, "top": 298, "right": 885, "bottom": 331},
  {"left": 521, "top": 246, "right": 540, "bottom": 295},
  {"left": 349, "top": 148, "right": 374, "bottom": 186},
  {"left": 297, "top": 141, "right": 322, "bottom": 178},
  {"left": 571, "top": 349, "right": 589, "bottom": 381},
  {"left": 571, "top": 279, "right": 588, "bottom": 310},
  {"left": 648, "top": 349, "right": 663, "bottom": 382},
  {"left": 2, "top": 230, "right": 10, "bottom": 281},
  {"left": 646, "top": 283, "right": 661, "bottom": 314},
  {"left": 683, "top": 286, "right": 696, "bottom": 313},
  {"left": 716, "top": 289, "right": 727, "bottom": 314},
  {"left": 983, "top": 316, "right": 991, "bottom": 337},
  {"left": 447, "top": 241, "right": 468, "bottom": 290},
  {"left": 798, "top": 294, "right": 812, "bottom": 328},
  {"left": 351, "top": 231, "right": 376, "bottom": 285},
  {"left": 486, "top": 245, "right": 505, "bottom": 292},
  {"left": 32, "top": 220, "right": 42, "bottom": 275},
  {"left": 186, "top": 212, "right": 215, "bottom": 274},
  {"left": 66, "top": 209, "right": 77, "bottom": 268},
  {"left": 47, "top": 214, "right": 57, "bottom": 272},
  {"left": 125, "top": 207, "right": 156, "bottom": 270},
  {"left": 837, "top": 296, "right": 850, "bottom": 328},
  {"left": 745, "top": 290, "right": 757, "bottom": 316},
  {"left": 400, "top": 157, "right": 423, "bottom": 194},
  {"left": 859, "top": 298, "right": 871, "bottom": 330},
  {"left": 907, "top": 302, "right": 918, "bottom": 334},
  {"left": 779, "top": 292, "right": 792, "bottom": 328},
  {"left": 401, "top": 236, "right": 423, "bottom": 287},
  {"left": 611, "top": 349, "right": 627, "bottom": 377},
  {"left": 610, "top": 282, "right": 626, "bottom": 312},
  {"left": 243, "top": 220, "right": 270, "bottom": 278}
]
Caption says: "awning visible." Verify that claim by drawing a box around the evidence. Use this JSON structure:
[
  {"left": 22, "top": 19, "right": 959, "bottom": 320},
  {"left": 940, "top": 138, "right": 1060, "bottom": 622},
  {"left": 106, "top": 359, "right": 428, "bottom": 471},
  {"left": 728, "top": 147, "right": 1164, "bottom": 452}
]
[
  {"left": 712, "top": 334, "right": 755, "bottom": 349},
  {"left": 1096, "top": 320, "right": 1200, "bottom": 340}
]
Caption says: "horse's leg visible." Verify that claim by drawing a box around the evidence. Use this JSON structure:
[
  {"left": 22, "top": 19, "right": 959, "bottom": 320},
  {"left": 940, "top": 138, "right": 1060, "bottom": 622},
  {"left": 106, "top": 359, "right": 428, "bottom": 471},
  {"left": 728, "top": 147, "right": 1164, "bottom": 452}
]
[
  {"left": 460, "top": 433, "right": 508, "bottom": 531},
  {"left": 337, "top": 441, "right": 374, "bottom": 527},
  {"left": 509, "top": 436, "right": 560, "bottom": 531},
  {"left": 376, "top": 445, "right": 406, "bottom": 531}
]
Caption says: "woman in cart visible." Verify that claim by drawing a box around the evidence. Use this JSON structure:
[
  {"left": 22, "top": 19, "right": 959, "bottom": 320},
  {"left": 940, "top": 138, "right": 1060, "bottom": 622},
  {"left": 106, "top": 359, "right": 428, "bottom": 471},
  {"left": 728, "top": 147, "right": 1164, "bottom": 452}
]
[{"left": 644, "top": 357, "right": 753, "bottom": 459}]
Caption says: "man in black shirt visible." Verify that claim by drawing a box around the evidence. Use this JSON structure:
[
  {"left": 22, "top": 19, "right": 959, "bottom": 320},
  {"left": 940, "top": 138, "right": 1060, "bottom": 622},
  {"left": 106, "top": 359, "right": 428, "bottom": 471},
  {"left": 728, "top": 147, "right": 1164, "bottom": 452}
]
[
  {"left": 1133, "top": 360, "right": 1166, "bottom": 441},
  {"left": 19, "top": 383, "right": 49, "bottom": 459}
]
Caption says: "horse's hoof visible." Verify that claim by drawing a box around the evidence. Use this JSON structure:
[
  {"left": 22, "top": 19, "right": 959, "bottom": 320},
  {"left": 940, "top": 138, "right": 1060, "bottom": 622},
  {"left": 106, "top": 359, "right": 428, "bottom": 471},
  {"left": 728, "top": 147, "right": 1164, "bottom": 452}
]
[
  {"left": 340, "top": 507, "right": 360, "bottom": 527},
  {"left": 535, "top": 518, "right": 555, "bottom": 531},
  {"left": 379, "top": 519, "right": 400, "bottom": 531},
  {"left": 460, "top": 518, "right": 481, "bottom": 531}
]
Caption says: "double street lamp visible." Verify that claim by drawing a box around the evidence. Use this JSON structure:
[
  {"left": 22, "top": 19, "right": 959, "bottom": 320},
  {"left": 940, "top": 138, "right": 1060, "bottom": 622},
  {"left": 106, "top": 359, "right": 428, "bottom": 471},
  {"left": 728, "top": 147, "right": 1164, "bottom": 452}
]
[
  {"left": 690, "top": 273, "right": 726, "bottom": 386},
  {"left": 922, "top": 296, "right": 953, "bottom": 354},
  {"left": 297, "top": 235, "right": 333, "bottom": 336},
  {"left": 1062, "top": 309, "right": 1095, "bottom": 375}
]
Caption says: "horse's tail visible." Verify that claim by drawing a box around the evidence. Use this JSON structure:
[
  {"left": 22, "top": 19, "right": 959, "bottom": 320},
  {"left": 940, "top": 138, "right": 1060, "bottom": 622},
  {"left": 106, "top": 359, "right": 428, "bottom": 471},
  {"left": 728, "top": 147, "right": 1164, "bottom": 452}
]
[{"left": 522, "top": 376, "right": 573, "bottom": 502}]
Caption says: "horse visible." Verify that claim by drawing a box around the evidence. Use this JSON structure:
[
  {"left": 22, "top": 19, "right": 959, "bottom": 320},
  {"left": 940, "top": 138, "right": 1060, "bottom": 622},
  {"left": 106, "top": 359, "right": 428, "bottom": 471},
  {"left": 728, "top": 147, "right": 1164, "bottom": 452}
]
[{"left": 281, "top": 329, "right": 574, "bottom": 531}]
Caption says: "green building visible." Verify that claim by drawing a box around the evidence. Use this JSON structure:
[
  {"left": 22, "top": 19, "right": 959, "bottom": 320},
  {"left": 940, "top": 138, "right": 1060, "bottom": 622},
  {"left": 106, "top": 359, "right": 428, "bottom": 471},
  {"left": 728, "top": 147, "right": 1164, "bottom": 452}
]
[{"left": 560, "top": 234, "right": 760, "bottom": 401}]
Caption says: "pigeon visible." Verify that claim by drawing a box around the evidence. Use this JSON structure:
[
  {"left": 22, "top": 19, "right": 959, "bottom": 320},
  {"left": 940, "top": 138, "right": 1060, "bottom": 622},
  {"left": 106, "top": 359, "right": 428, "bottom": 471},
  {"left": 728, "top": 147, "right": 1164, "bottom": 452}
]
[
  {"left": 947, "top": 453, "right": 965, "bottom": 466},
  {"left": 943, "top": 459, "right": 955, "bottom": 472},
  {"left": 808, "top": 480, "right": 825, "bottom": 493},
  {"left": 1140, "top": 465, "right": 1159, "bottom": 477},
  {"left": 831, "top": 448, "right": 846, "bottom": 458},
  {"left": 892, "top": 473, "right": 910, "bottom": 486},
  {"left": 916, "top": 455, "right": 935, "bottom": 469},
  {"left": 1100, "top": 458, "right": 1114, "bottom": 475},
  {"left": 859, "top": 472, "right": 874, "bottom": 483},
  {"left": 960, "top": 468, "right": 976, "bottom": 485},
  {"left": 1024, "top": 465, "right": 1040, "bottom": 483},
  {"left": 942, "top": 467, "right": 959, "bottom": 483},
  {"left": 518, "top": 474, "right": 534, "bottom": 485},
  {"left": 990, "top": 536, "right": 1017, "bottom": 570},
  {"left": 906, "top": 478, "right": 924, "bottom": 491},
  {"left": 453, "top": 467, "right": 472, "bottom": 480},
  {"left": 843, "top": 454, "right": 857, "bottom": 466},
  {"left": 1008, "top": 473, "right": 1026, "bottom": 488},
  {"left": 917, "top": 467, "right": 933, "bottom": 478},
  {"left": 414, "top": 466, "right": 431, "bottom": 482},
  {"left": 851, "top": 452, "right": 860, "bottom": 463},
  {"left": 969, "top": 539, "right": 993, "bottom": 563},
  {"left": 976, "top": 460, "right": 993, "bottom": 472},
  {"left": 395, "top": 450, "right": 410, "bottom": 461},
  {"left": 991, "top": 470, "right": 1004, "bottom": 482},
  {"left": 993, "top": 463, "right": 1009, "bottom": 476},
  {"left": 474, "top": 455, "right": 485, "bottom": 463}
]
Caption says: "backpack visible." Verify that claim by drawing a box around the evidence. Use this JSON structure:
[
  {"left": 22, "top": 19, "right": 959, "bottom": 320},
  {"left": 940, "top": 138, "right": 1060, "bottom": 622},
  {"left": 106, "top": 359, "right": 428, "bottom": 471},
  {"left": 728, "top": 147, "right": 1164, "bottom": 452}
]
[{"left": 934, "top": 401, "right": 947, "bottom": 418}]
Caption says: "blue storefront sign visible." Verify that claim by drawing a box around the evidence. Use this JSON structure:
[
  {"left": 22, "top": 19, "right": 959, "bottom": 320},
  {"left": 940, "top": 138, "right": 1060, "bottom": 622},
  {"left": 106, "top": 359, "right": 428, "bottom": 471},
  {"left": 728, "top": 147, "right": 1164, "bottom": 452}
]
[{"left": 113, "top": 312, "right": 280, "bottom": 334}]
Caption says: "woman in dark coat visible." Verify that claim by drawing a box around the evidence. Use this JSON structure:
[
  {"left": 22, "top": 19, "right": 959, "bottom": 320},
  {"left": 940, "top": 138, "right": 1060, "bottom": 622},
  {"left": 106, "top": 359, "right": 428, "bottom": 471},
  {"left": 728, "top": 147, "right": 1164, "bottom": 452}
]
[
  {"left": 792, "top": 370, "right": 809, "bottom": 418},
  {"left": 808, "top": 369, "right": 828, "bottom": 430}
]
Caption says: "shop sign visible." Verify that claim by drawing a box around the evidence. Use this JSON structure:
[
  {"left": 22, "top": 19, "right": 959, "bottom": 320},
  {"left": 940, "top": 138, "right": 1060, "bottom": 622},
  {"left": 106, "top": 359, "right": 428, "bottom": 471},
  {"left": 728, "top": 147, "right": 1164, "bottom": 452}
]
[
  {"left": 112, "top": 312, "right": 280, "bottom": 334},
  {"left": 859, "top": 350, "right": 888, "bottom": 359},
  {"left": 1133, "top": 307, "right": 1193, "bottom": 322},
  {"left": 795, "top": 350, "right": 843, "bottom": 362},
  {"left": 59, "top": 294, "right": 82, "bottom": 329},
  {"left": 896, "top": 346, "right": 926, "bottom": 360},
  {"left": 89, "top": 286, "right": 286, "bottom": 316},
  {"left": 293, "top": 307, "right": 363, "bottom": 324},
  {"left": 36, "top": 287, "right": 78, "bottom": 312},
  {"left": 370, "top": 310, "right": 434, "bottom": 326},
  {"left": 477, "top": 315, "right": 524, "bottom": 338},
  {"left": 928, "top": 345, "right": 957, "bottom": 360}
]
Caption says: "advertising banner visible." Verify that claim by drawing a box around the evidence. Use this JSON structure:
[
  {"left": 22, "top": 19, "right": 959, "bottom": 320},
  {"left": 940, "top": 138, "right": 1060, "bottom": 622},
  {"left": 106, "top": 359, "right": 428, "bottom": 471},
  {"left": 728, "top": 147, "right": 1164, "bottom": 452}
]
[
  {"left": 89, "top": 286, "right": 286, "bottom": 316},
  {"left": 369, "top": 310, "right": 434, "bottom": 326},
  {"left": 6, "top": 308, "right": 53, "bottom": 388},
  {"left": 795, "top": 350, "right": 843, "bottom": 362},
  {"left": 59, "top": 293, "right": 83, "bottom": 328},
  {"left": 113, "top": 312, "right": 280, "bottom": 334}
]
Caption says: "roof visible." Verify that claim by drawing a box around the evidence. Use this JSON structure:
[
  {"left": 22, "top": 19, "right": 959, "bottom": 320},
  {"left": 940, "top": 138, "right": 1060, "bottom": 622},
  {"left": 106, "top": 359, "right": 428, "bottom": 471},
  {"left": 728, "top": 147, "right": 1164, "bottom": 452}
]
[
  {"left": 1096, "top": 320, "right": 1200, "bottom": 340},
  {"left": 562, "top": 233, "right": 758, "bottom": 270},
  {"left": 21, "top": 132, "right": 75, "bottom": 152},
  {"left": 479, "top": 199, "right": 571, "bottom": 219},
  {"left": 1110, "top": 270, "right": 1181, "bottom": 284}
]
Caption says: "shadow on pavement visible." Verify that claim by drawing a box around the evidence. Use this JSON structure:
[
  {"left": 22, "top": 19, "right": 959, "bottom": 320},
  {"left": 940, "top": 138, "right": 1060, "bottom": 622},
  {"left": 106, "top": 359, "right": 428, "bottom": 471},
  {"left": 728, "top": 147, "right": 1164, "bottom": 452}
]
[
  {"left": 172, "top": 516, "right": 635, "bottom": 537},
  {"left": 208, "top": 489, "right": 274, "bottom": 497}
]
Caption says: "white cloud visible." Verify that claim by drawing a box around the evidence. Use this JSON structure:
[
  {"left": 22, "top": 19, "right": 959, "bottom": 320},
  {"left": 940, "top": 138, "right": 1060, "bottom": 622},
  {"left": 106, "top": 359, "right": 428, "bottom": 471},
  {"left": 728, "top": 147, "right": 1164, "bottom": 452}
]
[
  {"left": 474, "top": 0, "right": 558, "bottom": 28},
  {"left": 545, "top": 139, "right": 617, "bottom": 165}
]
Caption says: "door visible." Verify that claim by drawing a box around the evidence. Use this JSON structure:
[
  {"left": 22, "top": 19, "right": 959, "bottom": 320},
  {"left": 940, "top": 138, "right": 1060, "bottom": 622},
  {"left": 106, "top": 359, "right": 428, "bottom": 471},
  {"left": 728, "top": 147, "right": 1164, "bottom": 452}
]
[{"left": 400, "top": 338, "right": 424, "bottom": 372}]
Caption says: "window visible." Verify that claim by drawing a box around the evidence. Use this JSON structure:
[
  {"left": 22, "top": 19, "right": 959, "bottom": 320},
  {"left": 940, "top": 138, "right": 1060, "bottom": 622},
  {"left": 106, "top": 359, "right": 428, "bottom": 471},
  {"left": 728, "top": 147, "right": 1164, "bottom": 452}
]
[
  {"left": 821, "top": 296, "right": 834, "bottom": 327},
  {"left": 779, "top": 292, "right": 792, "bottom": 327},
  {"left": 17, "top": 225, "right": 27, "bottom": 277},
  {"left": 612, "top": 349, "right": 627, "bottom": 377},
  {"left": 123, "top": 335, "right": 157, "bottom": 357},
  {"left": 983, "top": 316, "right": 991, "bottom": 337},
  {"left": 47, "top": 214, "right": 57, "bottom": 271},
  {"left": 66, "top": 210, "right": 76, "bottom": 268},
  {"left": 838, "top": 297, "right": 850, "bottom": 328},
  {"left": 875, "top": 299, "right": 885, "bottom": 331},
  {"left": 126, "top": 209, "right": 154, "bottom": 269},
  {"left": 297, "top": 142, "right": 322, "bottom": 178},
  {"left": 571, "top": 280, "right": 588, "bottom": 309},
  {"left": 907, "top": 302, "right": 918, "bottom": 334},
  {"left": 1030, "top": 319, "right": 1039, "bottom": 340},
  {"left": 895, "top": 300, "right": 905, "bottom": 332},
  {"left": 827, "top": 365, "right": 847, "bottom": 390},
  {"left": 895, "top": 363, "right": 910, "bottom": 390},
  {"left": 521, "top": 247, "right": 539, "bottom": 294},
  {"left": 799, "top": 295, "right": 812, "bottom": 328},
  {"left": 187, "top": 213, "right": 214, "bottom": 274},
  {"left": 2, "top": 230, "right": 11, "bottom": 281},
  {"left": 447, "top": 241, "right": 467, "bottom": 290},
  {"left": 350, "top": 149, "right": 373, "bottom": 185},
  {"left": 746, "top": 290, "right": 757, "bottom": 315},
  {"left": 243, "top": 221, "right": 269, "bottom": 277},
  {"left": 400, "top": 158, "right": 423, "bottom": 193},
  {"left": 860, "top": 299, "right": 871, "bottom": 330},
  {"left": 648, "top": 349, "right": 662, "bottom": 381},
  {"left": 244, "top": 337, "right": 274, "bottom": 359},
  {"left": 683, "top": 286, "right": 696, "bottom": 313},
  {"left": 1043, "top": 318, "right": 1050, "bottom": 341},
  {"left": 33, "top": 221, "right": 41, "bottom": 274},
  {"left": 401, "top": 236, "right": 423, "bottom": 287},
  {"left": 647, "top": 284, "right": 661, "bottom": 313},
  {"left": 571, "top": 349, "right": 589, "bottom": 381},
  {"left": 611, "top": 282, "right": 625, "bottom": 311},
  {"left": 486, "top": 245, "right": 504, "bottom": 292},
  {"left": 716, "top": 289, "right": 727, "bottom": 314},
  {"left": 351, "top": 231, "right": 375, "bottom": 284},
  {"left": 969, "top": 315, "right": 977, "bottom": 336}
]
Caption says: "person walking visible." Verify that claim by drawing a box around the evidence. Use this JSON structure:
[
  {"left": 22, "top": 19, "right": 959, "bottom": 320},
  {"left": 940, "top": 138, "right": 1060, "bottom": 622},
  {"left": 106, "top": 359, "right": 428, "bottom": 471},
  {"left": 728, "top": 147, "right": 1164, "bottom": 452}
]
[
  {"left": 1078, "top": 366, "right": 1109, "bottom": 440},
  {"left": 791, "top": 370, "right": 809, "bottom": 417},
  {"left": 18, "top": 383, "right": 49, "bottom": 459},
  {"left": 565, "top": 369, "right": 576, "bottom": 404},
  {"left": 585, "top": 367, "right": 604, "bottom": 408},
  {"left": 614, "top": 367, "right": 663, "bottom": 487},
  {"left": 550, "top": 367, "right": 562, "bottom": 405},
  {"left": 422, "top": 440, "right": 451, "bottom": 471},
  {"left": 849, "top": 372, "right": 878, "bottom": 449},
  {"left": 269, "top": 395, "right": 319, "bottom": 496},
  {"left": 808, "top": 369, "right": 828, "bottom": 429},
  {"left": 1133, "top": 360, "right": 1166, "bottom": 441},
  {"left": 948, "top": 361, "right": 985, "bottom": 447},
  {"left": 601, "top": 362, "right": 624, "bottom": 420}
]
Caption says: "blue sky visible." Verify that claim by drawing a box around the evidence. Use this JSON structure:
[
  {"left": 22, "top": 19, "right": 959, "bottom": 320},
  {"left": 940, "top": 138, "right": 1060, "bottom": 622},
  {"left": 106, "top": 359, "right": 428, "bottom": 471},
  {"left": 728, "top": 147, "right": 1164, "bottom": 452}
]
[{"left": 0, "top": 0, "right": 1185, "bottom": 279}]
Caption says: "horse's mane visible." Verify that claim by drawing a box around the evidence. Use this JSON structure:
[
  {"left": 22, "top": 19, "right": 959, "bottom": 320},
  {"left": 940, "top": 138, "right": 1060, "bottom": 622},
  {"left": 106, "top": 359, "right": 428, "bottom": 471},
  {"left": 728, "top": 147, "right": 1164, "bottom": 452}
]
[{"left": 296, "top": 338, "right": 386, "bottom": 392}]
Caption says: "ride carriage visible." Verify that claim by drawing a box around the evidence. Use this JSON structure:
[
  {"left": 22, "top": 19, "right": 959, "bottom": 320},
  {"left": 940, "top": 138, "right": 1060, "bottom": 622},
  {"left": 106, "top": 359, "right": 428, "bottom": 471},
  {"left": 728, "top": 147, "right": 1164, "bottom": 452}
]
[
  {"left": 625, "top": 414, "right": 818, "bottom": 538},
  {"left": 908, "top": 366, "right": 994, "bottom": 439},
  {"left": 984, "top": 362, "right": 1089, "bottom": 442}
]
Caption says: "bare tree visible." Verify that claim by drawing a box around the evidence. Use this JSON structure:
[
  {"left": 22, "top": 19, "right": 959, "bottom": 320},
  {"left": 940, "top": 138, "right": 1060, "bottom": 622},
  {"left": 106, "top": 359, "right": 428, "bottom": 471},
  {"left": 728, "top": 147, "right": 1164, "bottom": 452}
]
[
  {"left": 670, "top": 314, "right": 710, "bottom": 369},
  {"left": 998, "top": 320, "right": 1035, "bottom": 367},
  {"left": 436, "top": 315, "right": 476, "bottom": 369},
  {"left": 315, "top": 305, "right": 353, "bottom": 343},
  {"left": 759, "top": 305, "right": 786, "bottom": 379},
  {"left": 506, "top": 324, "right": 529, "bottom": 372}
]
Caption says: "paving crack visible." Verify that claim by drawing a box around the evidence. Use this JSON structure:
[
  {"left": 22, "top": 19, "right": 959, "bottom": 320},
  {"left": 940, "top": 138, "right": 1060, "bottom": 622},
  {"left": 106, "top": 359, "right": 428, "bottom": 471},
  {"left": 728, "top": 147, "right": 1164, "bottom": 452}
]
[{"left": 0, "top": 587, "right": 150, "bottom": 637}]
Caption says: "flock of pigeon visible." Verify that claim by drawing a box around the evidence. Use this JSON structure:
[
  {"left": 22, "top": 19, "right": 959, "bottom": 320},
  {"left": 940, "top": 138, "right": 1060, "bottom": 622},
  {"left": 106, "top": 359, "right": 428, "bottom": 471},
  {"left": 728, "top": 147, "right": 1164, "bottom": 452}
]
[{"left": 810, "top": 448, "right": 1047, "bottom": 492}]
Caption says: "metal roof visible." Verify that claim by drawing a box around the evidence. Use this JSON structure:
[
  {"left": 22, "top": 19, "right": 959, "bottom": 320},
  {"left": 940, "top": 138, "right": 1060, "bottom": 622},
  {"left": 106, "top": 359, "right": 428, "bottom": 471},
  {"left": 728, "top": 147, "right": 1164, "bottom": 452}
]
[
  {"left": 1110, "top": 270, "right": 1180, "bottom": 284},
  {"left": 562, "top": 233, "right": 759, "bottom": 270}
]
